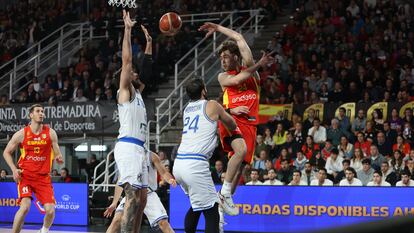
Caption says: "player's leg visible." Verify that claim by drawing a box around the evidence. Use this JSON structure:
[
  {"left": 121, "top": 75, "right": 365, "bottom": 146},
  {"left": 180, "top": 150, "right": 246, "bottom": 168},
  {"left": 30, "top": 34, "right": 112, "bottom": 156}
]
[
  {"left": 158, "top": 219, "right": 174, "bottom": 233},
  {"left": 106, "top": 211, "right": 123, "bottom": 233},
  {"left": 38, "top": 203, "right": 55, "bottom": 233},
  {"left": 202, "top": 203, "right": 220, "bottom": 233},
  {"left": 121, "top": 184, "right": 147, "bottom": 233},
  {"left": 184, "top": 207, "right": 202, "bottom": 233},
  {"left": 12, "top": 197, "right": 31, "bottom": 233}
]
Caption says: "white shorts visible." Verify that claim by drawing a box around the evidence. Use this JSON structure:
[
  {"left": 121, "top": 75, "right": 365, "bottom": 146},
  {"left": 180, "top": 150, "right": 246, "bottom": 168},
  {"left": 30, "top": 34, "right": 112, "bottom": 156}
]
[
  {"left": 115, "top": 192, "right": 168, "bottom": 227},
  {"left": 114, "top": 141, "right": 148, "bottom": 189},
  {"left": 173, "top": 158, "right": 218, "bottom": 211}
]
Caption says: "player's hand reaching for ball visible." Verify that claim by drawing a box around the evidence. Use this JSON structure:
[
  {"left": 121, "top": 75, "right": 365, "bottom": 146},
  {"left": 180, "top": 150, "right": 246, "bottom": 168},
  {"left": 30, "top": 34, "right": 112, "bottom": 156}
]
[
  {"left": 12, "top": 168, "right": 22, "bottom": 183},
  {"left": 258, "top": 51, "right": 275, "bottom": 67},
  {"left": 230, "top": 106, "right": 250, "bottom": 116},
  {"left": 141, "top": 25, "right": 152, "bottom": 43},
  {"left": 198, "top": 22, "right": 218, "bottom": 38},
  {"left": 123, "top": 10, "right": 136, "bottom": 29},
  {"left": 103, "top": 203, "right": 117, "bottom": 218}
]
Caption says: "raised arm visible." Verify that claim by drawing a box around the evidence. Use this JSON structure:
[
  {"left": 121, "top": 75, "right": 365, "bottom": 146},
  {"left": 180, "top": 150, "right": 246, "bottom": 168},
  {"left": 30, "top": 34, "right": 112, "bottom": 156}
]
[
  {"left": 218, "top": 52, "right": 274, "bottom": 87},
  {"left": 3, "top": 129, "right": 24, "bottom": 182},
  {"left": 137, "top": 25, "right": 153, "bottom": 93},
  {"left": 199, "top": 22, "right": 254, "bottom": 67},
  {"left": 118, "top": 10, "right": 136, "bottom": 104},
  {"left": 151, "top": 152, "right": 176, "bottom": 187}
]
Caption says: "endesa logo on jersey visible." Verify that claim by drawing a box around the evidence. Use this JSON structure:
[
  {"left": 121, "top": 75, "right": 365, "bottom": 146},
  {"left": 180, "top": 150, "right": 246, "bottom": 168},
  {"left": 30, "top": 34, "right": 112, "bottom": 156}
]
[
  {"left": 26, "top": 155, "right": 46, "bottom": 162},
  {"left": 231, "top": 94, "right": 257, "bottom": 103}
]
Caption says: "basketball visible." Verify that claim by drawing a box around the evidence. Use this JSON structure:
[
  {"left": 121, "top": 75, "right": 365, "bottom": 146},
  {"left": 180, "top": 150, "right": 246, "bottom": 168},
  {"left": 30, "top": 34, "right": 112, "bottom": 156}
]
[{"left": 159, "top": 12, "right": 182, "bottom": 36}]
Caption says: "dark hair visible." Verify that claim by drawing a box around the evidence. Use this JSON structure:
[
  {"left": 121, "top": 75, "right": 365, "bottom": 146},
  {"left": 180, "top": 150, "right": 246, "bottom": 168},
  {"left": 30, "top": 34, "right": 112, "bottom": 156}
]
[
  {"left": 251, "top": 169, "right": 260, "bottom": 174},
  {"left": 185, "top": 78, "right": 205, "bottom": 100},
  {"left": 362, "top": 158, "right": 371, "bottom": 165},
  {"left": 218, "top": 40, "right": 241, "bottom": 60},
  {"left": 400, "top": 170, "right": 409, "bottom": 177},
  {"left": 339, "top": 107, "right": 346, "bottom": 112},
  {"left": 318, "top": 167, "right": 327, "bottom": 174},
  {"left": 345, "top": 167, "right": 357, "bottom": 176},
  {"left": 342, "top": 159, "right": 351, "bottom": 165},
  {"left": 0, "top": 169, "right": 7, "bottom": 175},
  {"left": 374, "top": 170, "right": 382, "bottom": 176},
  {"left": 29, "top": 104, "right": 43, "bottom": 113},
  {"left": 331, "top": 148, "right": 339, "bottom": 155},
  {"left": 293, "top": 170, "right": 301, "bottom": 176},
  {"left": 61, "top": 167, "right": 69, "bottom": 174},
  {"left": 268, "top": 168, "right": 276, "bottom": 173}
]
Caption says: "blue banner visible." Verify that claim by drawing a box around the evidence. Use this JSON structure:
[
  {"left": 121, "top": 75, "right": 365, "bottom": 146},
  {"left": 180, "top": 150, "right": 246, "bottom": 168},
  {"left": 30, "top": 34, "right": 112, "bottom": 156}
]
[
  {"left": 0, "top": 182, "right": 88, "bottom": 225},
  {"left": 170, "top": 186, "right": 414, "bottom": 232}
]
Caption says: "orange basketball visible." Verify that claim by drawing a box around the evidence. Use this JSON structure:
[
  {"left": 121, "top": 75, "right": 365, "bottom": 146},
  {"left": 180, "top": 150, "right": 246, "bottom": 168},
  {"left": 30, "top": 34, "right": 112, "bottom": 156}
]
[{"left": 159, "top": 12, "right": 182, "bottom": 36}]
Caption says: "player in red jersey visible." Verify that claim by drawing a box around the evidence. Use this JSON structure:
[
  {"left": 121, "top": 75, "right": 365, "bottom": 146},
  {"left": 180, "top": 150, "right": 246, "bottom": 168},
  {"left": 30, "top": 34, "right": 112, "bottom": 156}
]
[
  {"left": 199, "top": 22, "right": 273, "bottom": 216},
  {"left": 3, "top": 104, "right": 63, "bottom": 233}
]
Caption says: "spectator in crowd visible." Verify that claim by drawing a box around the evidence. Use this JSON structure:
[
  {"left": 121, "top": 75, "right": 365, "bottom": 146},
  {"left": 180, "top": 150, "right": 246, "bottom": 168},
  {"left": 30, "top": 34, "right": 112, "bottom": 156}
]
[
  {"left": 0, "top": 95, "right": 10, "bottom": 106},
  {"left": 309, "top": 151, "right": 326, "bottom": 171},
  {"left": 277, "top": 159, "right": 293, "bottom": 184},
  {"left": 391, "top": 150, "right": 405, "bottom": 175},
  {"left": 325, "top": 148, "right": 343, "bottom": 180},
  {"left": 273, "top": 123, "right": 288, "bottom": 150},
  {"left": 396, "top": 171, "right": 414, "bottom": 187},
  {"left": 246, "top": 169, "right": 263, "bottom": 185},
  {"left": 303, "top": 109, "right": 316, "bottom": 134},
  {"left": 0, "top": 169, "right": 8, "bottom": 181},
  {"left": 310, "top": 168, "right": 333, "bottom": 186},
  {"left": 302, "top": 135, "right": 320, "bottom": 160},
  {"left": 367, "top": 171, "right": 391, "bottom": 187},
  {"left": 372, "top": 109, "right": 385, "bottom": 131},
  {"left": 294, "top": 151, "right": 307, "bottom": 171},
  {"left": 336, "top": 107, "right": 351, "bottom": 132},
  {"left": 370, "top": 145, "right": 386, "bottom": 171},
  {"left": 261, "top": 160, "right": 274, "bottom": 181},
  {"left": 404, "top": 159, "right": 414, "bottom": 180},
  {"left": 402, "top": 122, "right": 414, "bottom": 144},
  {"left": 308, "top": 118, "right": 326, "bottom": 145},
  {"left": 255, "top": 134, "right": 269, "bottom": 159},
  {"left": 274, "top": 148, "right": 291, "bottom": 170},
  {"left": 327, "top": 118, "right": 346, "bottom": 147},
  {"left": 288, "top": 170, "right": 307, "bottom": 186},
  {"left": 320, "top": 139, "right": 333, "bottom": 160},
  {"left": 211, "top": 160, "right": 224, "bottom": 184},
  {"left": 254, "top": 150, "right": 268, "bottom": 171},
  {"left": 86, "top": 154, "right": 100, "bottom": 182},
  {"left": 338, "top": 136, "right": 354, "bottom": 159},
  {"left": 262, "top": 168, "right": 283, "bottom": 185},
  {"left": 389, "top": 108, "right": 404, "bottom": 133},
  {"left": 339, "top": 167, "right": 362, "bottom": 186},
  {"left": 375, "top": 132, "right": 393, "bottom": 157},
  {"left": 59, "top": 168, "right": 72, "bottom": 183},
  {"left": 158, "top": 151, "right": 170, "bottom": 167},
  {"left": 351, "top": 110, "right": 366, "bottom": 135},
  {"left": 357, "top": 159, "right": 375, "bottom": 186},
  {"left": 351, "top": 148, "right": 364, "bottom": 172},
  {"left": 393, "top": 135, "right": 411, "bottom": 157},
  {"left": 51, "top": 169, "right": 59, "bottom": 176},
  {"left": 335, "top": 159, "right": 351, "bottom": 184},
  {"left": 301, "top": 162, "right": 316, "bottom": 185},
  {"left": 263, "top": 128, "right": 275, "bottom": 151},
  {"left": 383, "top": 121, "right": 398, "bottom": 145},
  {"left": 381, "top": 162, "right": 398, "bottom": 186},
  {"left": 364, "top": 121, "right": 376, "bottom": 142},
  {"left": 354, "top": 132, "right": 371, "bottom": 157}
]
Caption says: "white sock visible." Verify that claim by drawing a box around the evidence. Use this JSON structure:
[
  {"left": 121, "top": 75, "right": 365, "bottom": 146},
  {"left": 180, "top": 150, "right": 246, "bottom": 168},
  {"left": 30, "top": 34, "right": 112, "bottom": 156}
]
[
  {"left": 220, "top": 181, "right": 232, "bottom": 195},
  {"left": 40, "top": 226, "right": 49, "bottom": 233}
]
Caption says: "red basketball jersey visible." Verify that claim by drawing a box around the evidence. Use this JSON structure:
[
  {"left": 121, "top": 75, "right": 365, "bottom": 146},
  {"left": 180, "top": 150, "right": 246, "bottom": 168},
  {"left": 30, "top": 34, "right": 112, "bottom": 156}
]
[
  {"left": 18, "top": 125, "right": 54, "bottom": 176},
  {"left": 222, "top": 67, "right": 260, "bottom": 125}
]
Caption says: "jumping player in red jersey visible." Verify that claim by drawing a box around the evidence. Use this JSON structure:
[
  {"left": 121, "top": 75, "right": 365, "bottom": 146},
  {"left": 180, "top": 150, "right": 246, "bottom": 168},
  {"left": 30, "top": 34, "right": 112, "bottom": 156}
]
[
  {"left": 3, "top": 104, "right": 64, "bottom": 233},
  {"left": 199, "top": 22, "right": 273, "bottom": 217}
]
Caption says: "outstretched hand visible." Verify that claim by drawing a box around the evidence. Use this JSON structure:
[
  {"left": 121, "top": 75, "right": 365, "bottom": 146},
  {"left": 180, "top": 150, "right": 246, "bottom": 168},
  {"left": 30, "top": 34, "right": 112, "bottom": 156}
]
[
  {"left": 257, "top": 51, "right": 275, "bottom": 66},
  {"left": 141, "top": 25, "right": 152, "bottom": 43},
  {"left": 103, "top": 203, "right": 117, "bottom": 218},
  {"left": 198, "top": 22, "right": 218, "bottom": 38},
  {"left": 123, "top": 10, "right": 136, "bottom": 29}
]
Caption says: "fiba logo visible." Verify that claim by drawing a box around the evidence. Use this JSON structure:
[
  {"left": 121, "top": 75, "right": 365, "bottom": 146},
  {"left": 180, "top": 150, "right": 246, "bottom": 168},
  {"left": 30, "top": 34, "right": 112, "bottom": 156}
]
[
  {"left": 61, "top": 194, "right": 71, "bottom": 201},
  {"left": 22, "top": 186, "right": 29, "bottom": 194}
]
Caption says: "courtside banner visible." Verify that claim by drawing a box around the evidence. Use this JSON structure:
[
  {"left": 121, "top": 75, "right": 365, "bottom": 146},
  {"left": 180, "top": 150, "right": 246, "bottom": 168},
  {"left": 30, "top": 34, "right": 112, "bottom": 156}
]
[
  {"left": 0, "top": 182, "right": 88, "bottom": 225},
  {"left": 170, "top": 186, "right": 414, "bottom": 232}
]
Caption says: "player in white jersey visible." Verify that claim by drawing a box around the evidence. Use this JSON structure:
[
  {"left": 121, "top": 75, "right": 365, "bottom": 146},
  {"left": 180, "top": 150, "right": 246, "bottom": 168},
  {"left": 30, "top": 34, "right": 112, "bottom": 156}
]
[
  {"left": 105, "top": 151, "right": 177, "bottom": 233},
  {"left": 114, "top": 10, "right": 153, "bottom": 233},
  {"left": 173, "top": 78, "right": 237, "bottom": 233}
]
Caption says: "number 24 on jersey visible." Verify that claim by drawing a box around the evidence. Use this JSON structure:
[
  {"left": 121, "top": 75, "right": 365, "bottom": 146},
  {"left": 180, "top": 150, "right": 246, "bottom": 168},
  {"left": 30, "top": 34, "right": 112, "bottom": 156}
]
[{"left": 183, "top": 115, "right": 199, "bottom": 134}]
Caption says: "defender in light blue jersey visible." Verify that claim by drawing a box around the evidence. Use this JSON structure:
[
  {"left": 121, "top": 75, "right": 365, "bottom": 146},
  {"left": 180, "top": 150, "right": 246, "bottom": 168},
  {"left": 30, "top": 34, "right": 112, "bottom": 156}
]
[{"left": 173, "top": 78, "right": 237, "bottom": 233}]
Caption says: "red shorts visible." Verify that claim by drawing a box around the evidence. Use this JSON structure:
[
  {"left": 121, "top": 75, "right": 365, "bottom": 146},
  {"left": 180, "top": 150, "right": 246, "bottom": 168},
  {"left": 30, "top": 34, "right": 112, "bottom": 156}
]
[
  {"left": 218, "top": 121, "right": 257, "bottom": 164},
  {"left": 17, "top": 174, "right": 55, "bottom": 205}
]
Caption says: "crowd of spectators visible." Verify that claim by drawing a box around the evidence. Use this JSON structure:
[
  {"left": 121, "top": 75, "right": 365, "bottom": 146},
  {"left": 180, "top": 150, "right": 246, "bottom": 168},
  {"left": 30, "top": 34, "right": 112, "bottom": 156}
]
[
  {"left": 1, "top": 0, "right": 278, "bottom": 105},
  {"left": 259, "top": 0, "right": 414, "bottom": 105}
]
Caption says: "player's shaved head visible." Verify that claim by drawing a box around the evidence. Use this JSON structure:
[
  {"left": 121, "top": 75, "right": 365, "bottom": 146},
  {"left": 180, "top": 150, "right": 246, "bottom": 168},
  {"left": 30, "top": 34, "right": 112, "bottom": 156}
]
[{"left": 186, "top": 78, "right": 206, "bottom": 100}]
